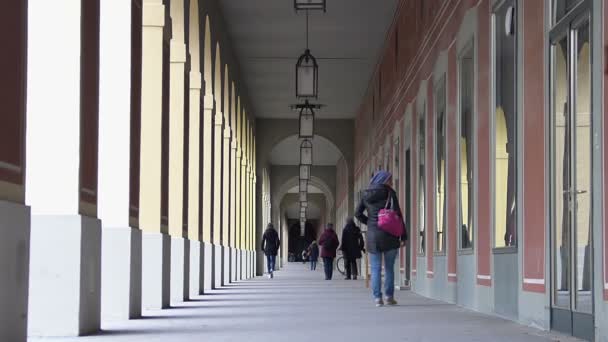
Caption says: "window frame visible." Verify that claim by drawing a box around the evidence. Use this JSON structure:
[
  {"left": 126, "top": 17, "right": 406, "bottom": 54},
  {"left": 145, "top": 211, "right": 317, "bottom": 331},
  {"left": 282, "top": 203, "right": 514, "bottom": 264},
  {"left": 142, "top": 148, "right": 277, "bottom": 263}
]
[
  {"left": 434, "top": 75, "right": 447, "bottom": 254},
  {"left": 491, "top": 0, "right": 519, "bottom": 250},
  {"left": 417, "top": 96, "right": 427, "bottom": 256},
  {"left": 457, "top": 39, "right": 476, "bottom": 252}
]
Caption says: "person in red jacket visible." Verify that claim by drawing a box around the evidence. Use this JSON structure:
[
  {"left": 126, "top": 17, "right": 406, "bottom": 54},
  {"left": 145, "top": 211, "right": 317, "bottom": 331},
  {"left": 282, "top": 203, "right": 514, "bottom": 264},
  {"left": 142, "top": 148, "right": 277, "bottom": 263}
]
[{"left": 318, "top": 223, "right": 339, "bottom": 280}]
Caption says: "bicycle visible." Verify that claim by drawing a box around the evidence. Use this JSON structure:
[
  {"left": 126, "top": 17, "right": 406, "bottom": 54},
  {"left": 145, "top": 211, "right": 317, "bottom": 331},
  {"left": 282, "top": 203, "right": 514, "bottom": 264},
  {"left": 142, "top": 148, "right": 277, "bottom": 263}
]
[{"left": 336, "top": 256, "right": 346, "bottom": 275}]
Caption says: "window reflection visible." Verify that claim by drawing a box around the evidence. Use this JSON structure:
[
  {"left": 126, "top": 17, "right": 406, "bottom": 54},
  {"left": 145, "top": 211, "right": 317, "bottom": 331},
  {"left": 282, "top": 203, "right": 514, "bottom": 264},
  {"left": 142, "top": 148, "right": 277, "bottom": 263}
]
[
  {"left": 419, "top": 106, "right": 426, "bottom": 254},
  {"left": 460, "top": 46, "right": 474, "bottom": 250},
  {"left": 435, "top": 78, "right": 446, "bottom": 253},
  {"left": 494, "top": 3, "right": 517, "bottom": 248}
]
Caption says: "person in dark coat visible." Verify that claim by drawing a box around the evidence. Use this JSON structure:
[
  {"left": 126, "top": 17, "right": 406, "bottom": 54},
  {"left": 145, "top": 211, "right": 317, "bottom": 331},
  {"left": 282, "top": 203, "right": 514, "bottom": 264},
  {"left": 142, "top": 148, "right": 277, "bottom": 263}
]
[
  {"left": 340, "top": 218, "right": 365, "bottom": 280},
  {"left": 355, "top": 171, "right": 407, "bottom": 306},
  {"left": 261, "top": 223, "right": 280, "bottom": 278},
  {"left": 318, "top": 224, "right": 339, "bottom": 280},
  {"left": 307, "top": 240, "right": 319, "bottom": 271}
]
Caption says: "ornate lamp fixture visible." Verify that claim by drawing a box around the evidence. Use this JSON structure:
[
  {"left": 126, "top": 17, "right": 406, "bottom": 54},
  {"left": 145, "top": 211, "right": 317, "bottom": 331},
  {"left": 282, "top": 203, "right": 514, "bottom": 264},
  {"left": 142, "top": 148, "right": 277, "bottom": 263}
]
[
  {"left": 294, "top": 0, "right": 326, "bottom": 12},
  {"left": 300, "top": 164, "right": 310, "bottom": 181},
  {"left": 299, "top": 178, "right": 308, "bottom": 193},
  {"left": 296, "top": 49, "right": 318, "bottom": 99},
  {"left": 299, "top": 191, "right": 307, "bottom": 202},
  {"left": 300, "top": 139, "right": 313, "bottom": 165},
  {"left": 290, "top": 100, "right": 323, "bottom": 139}
]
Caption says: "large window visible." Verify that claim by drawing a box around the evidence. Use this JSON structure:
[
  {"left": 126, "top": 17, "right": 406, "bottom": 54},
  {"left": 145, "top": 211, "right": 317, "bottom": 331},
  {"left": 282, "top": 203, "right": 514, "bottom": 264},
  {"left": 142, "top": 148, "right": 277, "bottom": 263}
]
[
  {"left": 418, "top": 105, "right": 426, "bottom": 255},
  {"left": 459, "top": 45, "right": 474, "bottom": 250},
  {"left": 493, "top": 1, "right": 518, "bottom": 248},
  {"left": 435, "top": 78, "right": 447, "bottom": 253}
]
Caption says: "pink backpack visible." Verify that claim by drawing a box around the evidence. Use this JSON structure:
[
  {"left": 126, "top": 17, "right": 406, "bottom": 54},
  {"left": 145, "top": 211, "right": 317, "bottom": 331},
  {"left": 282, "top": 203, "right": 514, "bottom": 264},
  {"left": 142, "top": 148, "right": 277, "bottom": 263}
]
[{"left": 378, "top": 195, "right": 405, "bottom": 237}]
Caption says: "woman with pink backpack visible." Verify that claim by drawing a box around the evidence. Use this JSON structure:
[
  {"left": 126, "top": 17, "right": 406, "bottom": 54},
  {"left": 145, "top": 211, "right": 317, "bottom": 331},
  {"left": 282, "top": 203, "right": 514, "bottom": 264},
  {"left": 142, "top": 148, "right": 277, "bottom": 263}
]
[{"left": 355, "top": 170, "right": 407, "bottom": 307}]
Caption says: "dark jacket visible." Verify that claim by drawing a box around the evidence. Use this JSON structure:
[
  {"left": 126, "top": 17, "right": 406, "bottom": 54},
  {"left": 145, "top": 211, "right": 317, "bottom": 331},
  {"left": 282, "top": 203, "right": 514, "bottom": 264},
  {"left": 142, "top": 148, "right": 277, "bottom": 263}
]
[
  {"left": 318, "top": 229, "right": 339, "bottom": 258},
  {"left": 340, "top": 222, "right": 365, "bottom": 259},
  {"left": 261, "top": 227, "right": 280, "bottom": 256},
  {"left": 307, "top": 242, "right": 319, "bottom": 261},
  {"left": 355, "top": 184, "right": 407, "bottom": 253}
]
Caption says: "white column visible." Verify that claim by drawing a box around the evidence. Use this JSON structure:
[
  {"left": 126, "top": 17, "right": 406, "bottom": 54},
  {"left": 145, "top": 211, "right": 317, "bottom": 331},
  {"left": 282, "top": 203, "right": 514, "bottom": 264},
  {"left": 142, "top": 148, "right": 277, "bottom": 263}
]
[
  {"left": 222, "top": 127, "right": 231, "bottom": 285},
  {"left": 140, "top": 0, "right": 170, "bottom": 310},
  {"left": 26, "top": 0, "right": 101, "bottom": 336},
  {"left": 98, "top": 0, "right": 142, "bottom": 321},
  {"left": 213, "top": 111, "right": 224, "bottom": 288},
  {"left": 187, "top": 71, "right": 203, "bottom": 297},
  {"left": 168, "top": 39, "right": 188, "bottom": 304},
  {"left": 202, "top": 94, "right": 214, "bottom": 291}
]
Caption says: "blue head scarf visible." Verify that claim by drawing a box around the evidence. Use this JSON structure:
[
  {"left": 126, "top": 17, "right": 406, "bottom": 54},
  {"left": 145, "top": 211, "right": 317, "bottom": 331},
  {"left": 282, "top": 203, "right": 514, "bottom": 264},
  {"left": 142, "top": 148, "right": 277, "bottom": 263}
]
[{"left": 369, "top": 170, "right": 392, "bottom": 186}]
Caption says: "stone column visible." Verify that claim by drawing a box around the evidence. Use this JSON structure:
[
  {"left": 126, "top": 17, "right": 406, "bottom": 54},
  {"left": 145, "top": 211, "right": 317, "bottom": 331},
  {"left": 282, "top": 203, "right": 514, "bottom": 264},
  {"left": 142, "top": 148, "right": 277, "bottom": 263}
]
[
  {"left": 223, "top": 126, "right": 232, "bottom": 285},
  {"left": 202, "top": 94, "right": 214, "bottom": 291},
  {"left": 168, "top": 28, "right": 188, "bottom": 304},
  {"left": 0, "top": 1, "right": 30, "bottom": 341},
  {"left": 140, "top": 0, "right": 170, "bottom": 310},
  {"left": 230, "top": 138, "right": 238, "bottom": 282},
  {"left": 187, "top": 71, "right": 203, "bottom": 297},
  {"left": 213, "top": 110, "right": 224, "bottom": 288},
  {"left": 99, "top": 0, "right": 142, "bottom": 321},
  {"left": 27, "top": 0, "right": 102, "bottom": 335},
  {"left": 235, "top": 147, "right": 243, "bottom": 280}
]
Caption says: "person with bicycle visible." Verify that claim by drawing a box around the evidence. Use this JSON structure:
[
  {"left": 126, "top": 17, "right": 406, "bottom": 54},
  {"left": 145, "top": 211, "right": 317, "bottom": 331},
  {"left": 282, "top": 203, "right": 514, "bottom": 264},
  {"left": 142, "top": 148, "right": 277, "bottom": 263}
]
[
  {"left": 318, "top": 223, "right": 339, "bottom": 280},
  {"left": 355, "top": 170, "right": 407, "bottom": 307},
  {"left": 339, "top": 218, "right": 365, "bottom": 280}
]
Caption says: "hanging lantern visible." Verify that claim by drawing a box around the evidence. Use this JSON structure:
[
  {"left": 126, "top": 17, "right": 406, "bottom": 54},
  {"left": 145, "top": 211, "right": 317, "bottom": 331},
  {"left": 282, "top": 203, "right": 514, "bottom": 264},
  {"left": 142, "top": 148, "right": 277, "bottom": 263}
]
[
  {"left": 299, "top": 178, "right": 308, "bottom": 192},
  {"left": 296, "top": 49, "right": 318, "bottom": 99},
  {"left": 300, "top": 164, "right": 310, "bottom": 180},
  {"left": 301, "top": 200, "right": 308, "bottom": 208},
  {"left": 294, "top": 0, "right": 326, "bottom": 12},
  {"left": 299, "top": 105, "right": 314, "bottom": 138},
  {"left": 300, "top": 139, "right": 313, "bottom": 165}
]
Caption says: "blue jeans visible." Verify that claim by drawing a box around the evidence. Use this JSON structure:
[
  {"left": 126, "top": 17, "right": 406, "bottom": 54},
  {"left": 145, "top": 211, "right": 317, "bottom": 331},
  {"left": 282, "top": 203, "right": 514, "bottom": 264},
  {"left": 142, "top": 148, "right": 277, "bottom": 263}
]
[
  {"left": 310, "top": 260, "right": 317, "bottom": 270},
  {"left": 266, "top": 255, "right": 276, "bottom": 274},
  {"left": 322, "top": 257, "right": 334, "bottom": 279},
  {"left": 369, "top": 248, "right": 398, "bottom": 299}
]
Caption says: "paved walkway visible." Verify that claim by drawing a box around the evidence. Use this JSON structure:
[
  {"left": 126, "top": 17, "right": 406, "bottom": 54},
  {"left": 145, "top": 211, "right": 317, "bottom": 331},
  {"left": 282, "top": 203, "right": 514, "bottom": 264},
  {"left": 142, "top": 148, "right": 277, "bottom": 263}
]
[{"left": 30, "top": 264, "right": 580, "bottom": 342}]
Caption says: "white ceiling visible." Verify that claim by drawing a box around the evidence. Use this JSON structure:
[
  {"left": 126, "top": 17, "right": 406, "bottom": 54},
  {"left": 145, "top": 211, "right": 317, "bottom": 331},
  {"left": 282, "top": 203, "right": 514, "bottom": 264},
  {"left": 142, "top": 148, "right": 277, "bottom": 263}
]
[
  {"left": 218, "top": 0, "right": 399, "bottom": 119},
  {"left": 269, "top": 134, "right": 342, "bottom": 165}
]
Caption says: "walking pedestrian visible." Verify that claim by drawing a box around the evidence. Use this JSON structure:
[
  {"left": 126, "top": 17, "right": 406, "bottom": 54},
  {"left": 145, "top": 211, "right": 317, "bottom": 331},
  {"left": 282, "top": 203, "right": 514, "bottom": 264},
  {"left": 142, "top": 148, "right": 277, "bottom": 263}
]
[
  {"left": 340, "top": 218, "right": 365, "bottom": 280},
  {"left": 318, "top": 223, "right": 339, "bottom": 280},
  {"left": 261, "top": 223, "right": 280, "bottom": 278},
  {"left": 355, "top": 171, "right": 407, "bottom": 306},
  {"left": 307, "top": 240, "right": 319, "bottom": 271}
]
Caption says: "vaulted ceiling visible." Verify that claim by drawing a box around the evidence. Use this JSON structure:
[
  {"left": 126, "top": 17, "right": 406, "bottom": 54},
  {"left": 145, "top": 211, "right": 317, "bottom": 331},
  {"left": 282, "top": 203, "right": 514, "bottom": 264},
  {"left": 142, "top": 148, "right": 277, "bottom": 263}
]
[{"left": 218, "top": 0, "right": 398, "bottom": 119}]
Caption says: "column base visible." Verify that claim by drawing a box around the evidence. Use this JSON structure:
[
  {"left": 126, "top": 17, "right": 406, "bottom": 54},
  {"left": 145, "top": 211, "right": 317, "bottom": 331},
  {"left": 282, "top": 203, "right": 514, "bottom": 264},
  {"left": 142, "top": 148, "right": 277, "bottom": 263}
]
[
  {"left": 101, "top": 227, "right": 142, "bottom": 321},
  {"left": 188, "top": 240, "right": 203, "bottom": 297},
  {"left": 223, "top": 246, "right": 230, "bottom": 285},
  {"left": 213, "top": 244, "right": 223, "bottom": 288},
  {"left": 28, "top": 214, "right": 101, "bottom": 336},
  {"left": 0, "top": 200, "right": 30, "bottom": 342},
  {"left": 142, "top": 231, "right": 170, "bottom": 310},
  {"left": 202, "top": 242, "right": 213, "bottom": 291},
  {"left": 241, "top": 250, "right": 246, "bottom": 280},
  {"left": 230, "top": 248, "right": 237, "bottom": 283},
  {"left": 170, "top": 237, "right": 189, "bottom": 303}
]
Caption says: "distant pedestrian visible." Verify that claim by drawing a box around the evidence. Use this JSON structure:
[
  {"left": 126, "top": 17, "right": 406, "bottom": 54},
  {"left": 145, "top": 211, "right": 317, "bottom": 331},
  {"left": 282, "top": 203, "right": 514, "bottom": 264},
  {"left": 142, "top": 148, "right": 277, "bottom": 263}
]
[
  {"left": 261, "top": 223, "right": 280, "bottom": 278},
  {"left": 340, "top": 218, "right": 365, "bottom": 280},
  {"left": 307, "top": 240, "right": 319, "bottom": 271},
  {"left": 318, "top": 223, "right": 339, "bottom": 280},
  {"left": 301, "top": 249, "right": 308, "bottom": 264},
  {"left": 355, "top": 171, "right": 407, "bottom": 306}
]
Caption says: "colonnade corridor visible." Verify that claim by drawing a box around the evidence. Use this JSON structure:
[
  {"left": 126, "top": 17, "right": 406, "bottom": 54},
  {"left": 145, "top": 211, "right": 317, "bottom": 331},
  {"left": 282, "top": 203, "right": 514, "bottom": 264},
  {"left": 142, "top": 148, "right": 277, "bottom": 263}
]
[{"left": 26, "top": 264, "right": 579, "bottom": 342}]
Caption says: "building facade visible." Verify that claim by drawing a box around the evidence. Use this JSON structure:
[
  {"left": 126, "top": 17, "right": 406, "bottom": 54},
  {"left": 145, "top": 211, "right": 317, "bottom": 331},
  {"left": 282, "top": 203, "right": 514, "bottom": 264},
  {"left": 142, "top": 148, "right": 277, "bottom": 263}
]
[{"left": 350, "top": 0, "right": 607, "bottom": 340}]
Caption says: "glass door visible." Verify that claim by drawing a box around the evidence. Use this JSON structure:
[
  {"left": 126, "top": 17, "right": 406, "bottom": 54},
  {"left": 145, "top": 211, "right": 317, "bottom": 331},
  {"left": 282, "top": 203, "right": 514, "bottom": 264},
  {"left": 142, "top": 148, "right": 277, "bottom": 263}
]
[{"left": 550, "top": 12, "right": 594, "bottom": 341}]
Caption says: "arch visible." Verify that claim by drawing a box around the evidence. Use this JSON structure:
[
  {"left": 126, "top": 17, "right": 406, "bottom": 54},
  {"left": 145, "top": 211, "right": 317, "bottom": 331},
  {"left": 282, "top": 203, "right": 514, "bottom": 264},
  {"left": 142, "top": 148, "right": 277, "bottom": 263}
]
[
  {"left": 224, "top": 64, "right": 230, "bottom": 116},
  {"left": 203, "top": 16, "right": 212, "bottom": 96},
  {"left": 169, "top": 0, "right": 185, "bottom": 44},
  {"left": 213, "top": 43, "right": 222, "bottom": 108},
  {"left": 189, "top": 0, "right": 200, "bottom": 72},
  {"left": 269, "top": 134, "right": 343, "bottom": 166},
  {"left": 231, "top": 82, "right": 236, "bottom": 128},
  {"left": 274, "top": 175, "right": 335, "bottom": 219}
]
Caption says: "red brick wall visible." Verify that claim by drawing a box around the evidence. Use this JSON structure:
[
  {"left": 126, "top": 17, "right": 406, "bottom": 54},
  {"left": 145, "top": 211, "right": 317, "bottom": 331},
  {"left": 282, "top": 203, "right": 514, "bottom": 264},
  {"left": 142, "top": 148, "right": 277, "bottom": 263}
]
[{"left": 522, "top": 0, "right": 547, "bottom": 294}]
